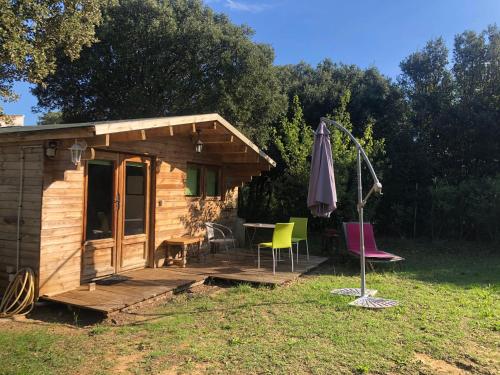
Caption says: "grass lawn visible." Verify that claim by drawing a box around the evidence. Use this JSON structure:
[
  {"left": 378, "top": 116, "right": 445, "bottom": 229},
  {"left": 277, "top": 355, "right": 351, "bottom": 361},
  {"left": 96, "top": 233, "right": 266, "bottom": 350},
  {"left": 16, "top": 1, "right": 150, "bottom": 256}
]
[{"left": 0, "top": 239, "right": 498, "bottom": 374}]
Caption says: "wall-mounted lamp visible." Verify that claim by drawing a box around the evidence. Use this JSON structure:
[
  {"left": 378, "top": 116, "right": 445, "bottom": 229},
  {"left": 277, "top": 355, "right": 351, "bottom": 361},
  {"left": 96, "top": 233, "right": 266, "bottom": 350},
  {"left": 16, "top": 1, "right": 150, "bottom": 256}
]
[
  {"left": 69, "top": 139, "right": 87, "bottom": 165},
  {"left": 195, "top": 130, "right": 203, "bottom": 153},
  {"left": 45, "top": 141, "right": 58, "bottom": 159}
]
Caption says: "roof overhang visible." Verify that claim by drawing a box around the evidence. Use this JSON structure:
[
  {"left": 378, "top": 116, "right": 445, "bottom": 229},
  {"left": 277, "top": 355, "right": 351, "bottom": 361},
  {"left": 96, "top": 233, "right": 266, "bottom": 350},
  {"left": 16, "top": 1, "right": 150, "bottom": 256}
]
[{"left": 0, "top": 113, "right": 276, "bottom": 169}]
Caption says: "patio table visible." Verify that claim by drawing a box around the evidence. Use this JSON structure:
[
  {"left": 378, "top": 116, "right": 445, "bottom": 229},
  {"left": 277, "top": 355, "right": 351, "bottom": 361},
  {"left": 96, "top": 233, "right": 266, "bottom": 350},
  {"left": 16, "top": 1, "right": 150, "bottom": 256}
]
[{"left": 243, "top": 223, "right": 275, "bottom": 250}]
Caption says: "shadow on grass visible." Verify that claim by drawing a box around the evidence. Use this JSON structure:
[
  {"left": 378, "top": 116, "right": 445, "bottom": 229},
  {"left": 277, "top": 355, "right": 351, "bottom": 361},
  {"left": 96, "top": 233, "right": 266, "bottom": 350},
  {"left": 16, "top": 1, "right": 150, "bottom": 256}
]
[
  {"left": 120, "top": 296, "right": 342, "bottom": 327},
  {"left": 378, "top": 238, "right": 500, "bottom": 287},
  {"left": 309, "top": 236, "right": 499, "bottom": 288},
  {"left": 26, "top": 302, "right": 106, "bottom": 327}
]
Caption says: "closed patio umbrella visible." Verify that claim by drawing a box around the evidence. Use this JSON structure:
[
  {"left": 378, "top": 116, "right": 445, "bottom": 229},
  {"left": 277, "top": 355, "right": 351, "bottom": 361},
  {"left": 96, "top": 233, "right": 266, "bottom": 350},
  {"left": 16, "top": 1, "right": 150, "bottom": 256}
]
[
  {"left": 310, "top": 117, "right": 398, "bottom": 309},
  {"left": 307, "top": 121, "right": 337, "bottom": 218}
]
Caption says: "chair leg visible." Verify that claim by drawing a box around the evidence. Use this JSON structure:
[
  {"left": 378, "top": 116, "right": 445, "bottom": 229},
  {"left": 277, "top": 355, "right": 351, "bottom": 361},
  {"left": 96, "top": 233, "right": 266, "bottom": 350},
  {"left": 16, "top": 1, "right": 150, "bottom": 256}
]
[
  {"left": 306, "top": 239, "right": 309, "bottom": 260},
  {"left": 367, "top": 261, "right": 375, "bottom": 272},
  {"left": 257, "top": 245, "right": 260, "bottom": 269},
  {"left": 272, "top": 248, "right": 276, "bottom": 274},
  {"left": 296, "top": 242, "right": 300, "bottom": 263},
  {"left": 290, "top": 247, "right": 294, "bottom": 272}
]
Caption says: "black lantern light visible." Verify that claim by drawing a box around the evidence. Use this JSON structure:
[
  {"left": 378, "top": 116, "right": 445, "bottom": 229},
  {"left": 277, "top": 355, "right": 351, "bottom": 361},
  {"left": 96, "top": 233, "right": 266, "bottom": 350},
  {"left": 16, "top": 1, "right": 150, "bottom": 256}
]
[{"left": 195, "top": 130, "right": 203, "bottom": 153}]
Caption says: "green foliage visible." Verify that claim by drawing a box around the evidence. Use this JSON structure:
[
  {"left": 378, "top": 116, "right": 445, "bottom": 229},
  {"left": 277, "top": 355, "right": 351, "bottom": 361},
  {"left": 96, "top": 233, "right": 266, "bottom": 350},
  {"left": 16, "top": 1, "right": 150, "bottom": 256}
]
[
  {"left": 271, "top": 95, "right": 314, "bottom": 217},
  {"left": 37, "top": 111, "right": 63, "bottom": 125},
  {"left": 378, "top": 25, "right": 500, "bottom": 238},
  {"left": 274, "top": 95, "right": 313, "bottom": 179},
  {"left": 0, "top": 0, "right": 105, "bottom": 113},
  {"left": 430, "top": 175, "right": 500, "bottom": 241},
  {"left": 327, "top": 89, "right": 386, "bottom": 222},
  {"left": 33, "top": 0, "right": 286, "bottom": 145}
]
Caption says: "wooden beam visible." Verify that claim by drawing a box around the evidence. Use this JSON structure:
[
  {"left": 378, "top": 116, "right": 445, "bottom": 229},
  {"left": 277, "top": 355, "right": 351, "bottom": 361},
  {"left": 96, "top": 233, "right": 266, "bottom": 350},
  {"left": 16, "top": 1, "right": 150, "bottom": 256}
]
[
  {"left": 199, "top": 134, "right": 233, "bottom": 144},
  {"left": 204, "top": 145, "right": 248, "bottom": 154},
  {"left": 221, "top": 153, "right": 260, "bottom": 163},
  {"left": 81, "top": 147, "right": 96, "bottom": 161},
  {"left": 85, "top": 134, "right": 110, "bottom": 147},
  {"left": 0, "top": 127, "right": 94, "bottom": 143},
  {"left": 109, "top": 130, "right": 147, "bottom": 143}
]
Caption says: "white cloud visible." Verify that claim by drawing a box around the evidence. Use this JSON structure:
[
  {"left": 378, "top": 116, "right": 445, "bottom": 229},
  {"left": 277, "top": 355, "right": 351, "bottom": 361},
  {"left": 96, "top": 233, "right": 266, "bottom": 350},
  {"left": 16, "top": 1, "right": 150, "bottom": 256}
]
[{"left": 224, "top": 0, "right": 272, "bottom": 13}]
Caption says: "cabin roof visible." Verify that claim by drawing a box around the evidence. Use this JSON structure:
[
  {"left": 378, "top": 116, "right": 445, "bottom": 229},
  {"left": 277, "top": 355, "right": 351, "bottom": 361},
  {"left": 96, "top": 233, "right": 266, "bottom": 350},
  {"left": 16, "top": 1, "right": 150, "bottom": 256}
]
[{"left": 0, "top": 113, "right": 276, "bottom": 167}]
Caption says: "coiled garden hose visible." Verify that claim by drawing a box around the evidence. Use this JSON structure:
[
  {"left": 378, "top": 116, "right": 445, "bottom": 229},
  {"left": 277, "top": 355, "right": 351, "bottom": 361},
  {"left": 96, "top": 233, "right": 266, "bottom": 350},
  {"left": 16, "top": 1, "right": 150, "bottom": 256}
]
[{"left": 0, "top": 267, "right": 36, "bottom": 318}]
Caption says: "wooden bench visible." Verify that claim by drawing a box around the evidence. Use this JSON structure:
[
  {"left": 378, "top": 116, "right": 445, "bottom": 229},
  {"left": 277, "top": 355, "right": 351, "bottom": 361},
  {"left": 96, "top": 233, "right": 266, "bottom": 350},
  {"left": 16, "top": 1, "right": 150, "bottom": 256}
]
[{"left": 164, "top": 236, "right": 204, "bottom": 268}]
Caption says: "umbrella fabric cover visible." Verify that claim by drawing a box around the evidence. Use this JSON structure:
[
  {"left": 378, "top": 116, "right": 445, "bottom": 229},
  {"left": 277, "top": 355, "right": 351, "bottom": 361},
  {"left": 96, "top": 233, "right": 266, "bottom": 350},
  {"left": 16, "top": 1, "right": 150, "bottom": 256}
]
[{"left": 307, "top": 121, "right": 337, "bottom": 217}]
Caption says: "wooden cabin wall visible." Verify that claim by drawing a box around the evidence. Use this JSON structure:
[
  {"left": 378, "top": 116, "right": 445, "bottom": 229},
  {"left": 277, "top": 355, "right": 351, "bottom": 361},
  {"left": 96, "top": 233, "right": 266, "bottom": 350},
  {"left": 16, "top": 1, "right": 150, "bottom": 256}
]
[
  {"left": 38, "top": 149, "right": 84, "bottom": 296},
  {"left": 100, "top": 135, "right": 239, "bottom": 267},
  {"left": 0, "top": 143, "right": 44, "bottom": 292},
  {"left": 37, "top": 134, "right": 239, "bottom": 296}
]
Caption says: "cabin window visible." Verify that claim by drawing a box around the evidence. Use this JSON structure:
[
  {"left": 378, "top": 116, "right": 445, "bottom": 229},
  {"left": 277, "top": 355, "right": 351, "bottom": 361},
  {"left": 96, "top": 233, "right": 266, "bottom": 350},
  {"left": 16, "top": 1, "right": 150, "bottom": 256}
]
[
  {"left": 185, "top": 165, "right": 201, "bottom": 196},
  {"left": 86, "top": 160, "right": 114, "bottom": 240},
  {"left": 185, "top": 164, "right": 221, "bottom": 198},
  {"left": 124, "top": 162, "right": 147, "bottom": 235},
  {"left": 205, "top": 167, "right": 220, "bottom": 197}
]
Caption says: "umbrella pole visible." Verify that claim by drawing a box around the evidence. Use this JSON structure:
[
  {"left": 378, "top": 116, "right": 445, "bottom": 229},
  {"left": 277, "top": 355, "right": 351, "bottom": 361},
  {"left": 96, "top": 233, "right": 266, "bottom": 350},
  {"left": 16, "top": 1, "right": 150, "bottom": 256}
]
[
  {"left": 324, "top": 117, "right": 398, "bottom": 308},
  {"left": 357, "top": 148, "right": 366, "bottom": 297}
]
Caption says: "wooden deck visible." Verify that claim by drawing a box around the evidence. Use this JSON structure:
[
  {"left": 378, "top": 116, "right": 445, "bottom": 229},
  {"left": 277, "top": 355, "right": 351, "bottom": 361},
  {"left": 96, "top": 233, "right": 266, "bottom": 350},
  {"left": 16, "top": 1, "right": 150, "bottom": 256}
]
[{"left": 42, "top": 249, "right": 328, "bottom": 314}]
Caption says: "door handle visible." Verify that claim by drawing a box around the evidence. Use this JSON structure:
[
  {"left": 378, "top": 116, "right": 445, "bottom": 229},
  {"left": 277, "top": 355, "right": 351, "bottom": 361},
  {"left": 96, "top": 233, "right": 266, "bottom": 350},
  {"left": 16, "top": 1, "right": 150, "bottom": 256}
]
[{"left": 115, "top": 193, "right": 120, "bottom": 210}]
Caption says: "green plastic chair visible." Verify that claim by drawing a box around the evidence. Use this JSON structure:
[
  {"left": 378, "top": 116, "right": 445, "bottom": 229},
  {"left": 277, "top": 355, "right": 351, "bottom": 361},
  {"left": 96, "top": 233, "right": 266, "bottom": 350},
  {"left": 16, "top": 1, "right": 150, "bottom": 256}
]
[
  {"left": 257, "top": 223, "right": 295, "bottom": 274},
  {"left": 289, "top": 217, "right": 309, "bottom": 261}
]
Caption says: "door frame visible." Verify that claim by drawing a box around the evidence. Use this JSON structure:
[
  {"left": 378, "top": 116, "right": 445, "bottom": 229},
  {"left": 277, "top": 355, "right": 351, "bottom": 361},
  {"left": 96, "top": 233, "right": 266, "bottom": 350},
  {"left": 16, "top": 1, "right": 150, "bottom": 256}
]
[
  {"left": 81, "top": 150, "right": 154, "bottom": 281},
  {"left": 116, "top": 153, "right": 151, "bottom": 273}
]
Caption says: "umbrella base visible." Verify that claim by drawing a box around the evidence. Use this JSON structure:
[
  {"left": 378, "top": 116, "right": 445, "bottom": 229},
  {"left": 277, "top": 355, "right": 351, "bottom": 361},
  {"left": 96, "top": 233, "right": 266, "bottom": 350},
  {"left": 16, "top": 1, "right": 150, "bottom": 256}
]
[
  {"left": 349, "top": 296, "right": 399, "bottom": 309},
  {"left": 330, "top": 288, "right": 377, "bottom": 297}
]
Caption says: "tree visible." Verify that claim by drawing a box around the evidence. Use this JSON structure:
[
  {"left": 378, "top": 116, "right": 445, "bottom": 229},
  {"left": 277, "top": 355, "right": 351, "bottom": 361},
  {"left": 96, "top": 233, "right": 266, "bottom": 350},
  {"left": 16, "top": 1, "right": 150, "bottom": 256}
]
[
  {"left": 274, "top": 95, "right": 313, "bottom": 179},
  {"left": 37, "top": 111, "right": 63, "bottom": 125},
  {"left": 33, "top": 0, "right": 286, "bottom": 145},
  {"left": 272, "top": 95, "right": 314, "bottom": 217},
  {"left": 451, "top": 25, "right": 500, "bottom": 178},
  {"left": 327, "top": 89, "right": 385, "bottom": 223},
  {"left": 0, "top": 0, "right": 104, "bottom": 113}
]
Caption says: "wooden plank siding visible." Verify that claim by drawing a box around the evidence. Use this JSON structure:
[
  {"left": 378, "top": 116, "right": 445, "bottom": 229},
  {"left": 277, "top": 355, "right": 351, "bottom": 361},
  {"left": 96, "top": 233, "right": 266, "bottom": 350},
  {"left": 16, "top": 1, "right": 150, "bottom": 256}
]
[
  {"left": 0, "top": 143, "right": 44, "bottom": 293},
  {"left": 38, "top": 149, "right": 85, "bottom": 296}
]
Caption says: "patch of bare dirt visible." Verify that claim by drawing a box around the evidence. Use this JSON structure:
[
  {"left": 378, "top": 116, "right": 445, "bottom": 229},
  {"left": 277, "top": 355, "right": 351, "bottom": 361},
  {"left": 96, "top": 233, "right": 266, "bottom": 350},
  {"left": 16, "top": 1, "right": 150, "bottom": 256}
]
[
  {"left": 158, "top": 362, "right": 209, "bottom": 375},
  {"left": 104, "top": 283, "right": 226, "bottom": 326},
  {"left": 109, "top": 352, "right": 144, "bottom": 374},
  {"left": 415, "top": 353, "right": 469, "bottom": 374}
]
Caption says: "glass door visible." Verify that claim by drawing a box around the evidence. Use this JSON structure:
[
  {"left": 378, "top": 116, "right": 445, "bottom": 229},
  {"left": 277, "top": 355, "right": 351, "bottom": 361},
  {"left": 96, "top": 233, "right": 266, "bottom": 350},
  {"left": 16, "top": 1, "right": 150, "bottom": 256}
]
[
  {"left": 117, "top": 155, "right": 151, "bottom": 272},
  {"left": 82, "top": 153, "right": 119, "bottom": 281}
]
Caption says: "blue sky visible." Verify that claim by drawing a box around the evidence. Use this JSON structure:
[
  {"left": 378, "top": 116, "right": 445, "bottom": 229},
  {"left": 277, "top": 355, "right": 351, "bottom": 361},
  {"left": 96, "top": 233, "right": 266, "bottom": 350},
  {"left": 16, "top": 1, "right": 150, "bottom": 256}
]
[{"left": 3, "top": 0, "right": 499, "bottom": 125}]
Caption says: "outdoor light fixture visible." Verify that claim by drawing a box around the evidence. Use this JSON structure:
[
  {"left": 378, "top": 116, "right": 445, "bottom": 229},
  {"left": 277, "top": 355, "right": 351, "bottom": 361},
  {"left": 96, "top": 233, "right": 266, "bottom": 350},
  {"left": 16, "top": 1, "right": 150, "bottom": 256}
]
[
  {"left": 45, "top": 141, "right": 58, "bottom": 159},
  {"left": 69, "top": 139, "right": 87, "bottom": 165},
  {"left": 195, "top": 130, "right": 203, "bottom": 153}
]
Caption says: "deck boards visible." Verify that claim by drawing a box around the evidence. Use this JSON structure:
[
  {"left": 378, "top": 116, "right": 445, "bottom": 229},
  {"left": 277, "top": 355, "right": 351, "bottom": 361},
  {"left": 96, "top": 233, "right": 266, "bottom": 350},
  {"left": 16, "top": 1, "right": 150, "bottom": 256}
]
[{"left": 42, "top": 249, "right": 328, "bottom": 314}]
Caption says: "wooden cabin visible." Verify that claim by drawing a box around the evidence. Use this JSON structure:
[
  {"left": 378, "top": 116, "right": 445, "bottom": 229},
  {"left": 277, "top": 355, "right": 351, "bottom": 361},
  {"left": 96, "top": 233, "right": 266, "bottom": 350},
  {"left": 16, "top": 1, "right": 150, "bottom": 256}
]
[{"left": 0, "top": 114, "right": 275, "bottom": 297}]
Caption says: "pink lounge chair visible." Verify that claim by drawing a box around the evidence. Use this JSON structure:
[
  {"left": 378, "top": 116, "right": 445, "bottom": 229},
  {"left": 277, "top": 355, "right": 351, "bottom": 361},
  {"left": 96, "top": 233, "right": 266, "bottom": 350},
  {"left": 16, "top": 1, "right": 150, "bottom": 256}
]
[{"left": 343, "top": 222, "right": 404, "bottom": 265}]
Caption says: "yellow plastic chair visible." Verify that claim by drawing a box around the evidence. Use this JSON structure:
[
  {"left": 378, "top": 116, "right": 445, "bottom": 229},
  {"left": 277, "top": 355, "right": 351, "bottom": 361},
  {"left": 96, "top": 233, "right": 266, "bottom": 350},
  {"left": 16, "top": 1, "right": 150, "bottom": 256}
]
[
  {"left": 290, "top": 217, "right": 309, "bottom": 261},
  {"left": 257, "top": 223, "right": 295, "bottom": 274}
]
